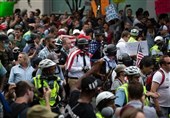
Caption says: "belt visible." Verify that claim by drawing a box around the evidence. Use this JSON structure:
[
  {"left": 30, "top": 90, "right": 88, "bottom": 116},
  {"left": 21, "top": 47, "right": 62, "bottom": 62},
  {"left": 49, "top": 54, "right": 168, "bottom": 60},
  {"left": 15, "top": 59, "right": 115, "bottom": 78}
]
[{"left": 68, "top": 77, "right": 78, "bottom": 79}]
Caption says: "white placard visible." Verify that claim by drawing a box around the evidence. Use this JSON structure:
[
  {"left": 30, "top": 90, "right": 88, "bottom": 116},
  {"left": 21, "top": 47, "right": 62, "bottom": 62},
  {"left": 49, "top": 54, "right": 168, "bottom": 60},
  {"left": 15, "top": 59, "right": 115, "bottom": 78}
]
[{"left": 126, "top": 41, "right": 149, "bottom": 56}]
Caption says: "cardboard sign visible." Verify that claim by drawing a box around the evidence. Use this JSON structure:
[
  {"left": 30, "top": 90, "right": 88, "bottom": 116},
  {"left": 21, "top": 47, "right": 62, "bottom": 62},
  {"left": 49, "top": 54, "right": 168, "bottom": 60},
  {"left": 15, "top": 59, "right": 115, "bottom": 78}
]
[
  {"left": 105, "top": 4, "right": 118, "bottom": 22},
  {"left": 126, "top": 41, "right": 149, "bottom": 56},
  {"left": 155, "top": 0, "right": 170, "bottom": 15}
]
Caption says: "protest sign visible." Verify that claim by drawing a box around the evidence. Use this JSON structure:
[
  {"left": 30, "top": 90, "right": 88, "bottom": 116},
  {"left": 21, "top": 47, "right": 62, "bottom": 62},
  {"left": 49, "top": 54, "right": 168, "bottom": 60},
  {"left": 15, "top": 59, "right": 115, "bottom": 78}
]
[
  {"left": 105, "top": 4, "right": 118, "bottom": 22},
  {"left": 126, "top": 41, "right": 149, "bottom": 56}
]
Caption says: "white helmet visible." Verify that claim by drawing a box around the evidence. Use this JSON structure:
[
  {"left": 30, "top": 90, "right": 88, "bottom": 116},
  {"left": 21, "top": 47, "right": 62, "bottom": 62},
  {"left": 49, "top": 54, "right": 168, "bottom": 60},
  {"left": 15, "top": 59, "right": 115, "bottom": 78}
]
[
  {"left": 124, "top": 66, "right": 141, "bottom": 76},
  {"left": 38, "top": 59, "right": 56, "bottom": 69},
  {"left": 154, "top": 36, "right": 163, "bottom": 42},
  {"left": 7, "top": 29, "right": 14, "bottom": 36},
  {"left": 96, "top": 91, "right": 116, "bottom": 106},
  {"left": 130, "top": 29, "right": 139, "bottom": 36}
]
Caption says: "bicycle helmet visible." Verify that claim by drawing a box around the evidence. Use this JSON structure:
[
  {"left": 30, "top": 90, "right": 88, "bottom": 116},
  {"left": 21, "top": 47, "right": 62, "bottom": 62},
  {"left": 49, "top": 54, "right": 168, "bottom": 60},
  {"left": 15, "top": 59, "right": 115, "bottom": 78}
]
[
  {"left": 124, "top": 66, "right": 140, "bottom": 76},
  {"left": 96, "top": 91, "right": 116, "bottom": 107},
  {"left": 38, "top": 59, "right": 56, "bottom": 69}
]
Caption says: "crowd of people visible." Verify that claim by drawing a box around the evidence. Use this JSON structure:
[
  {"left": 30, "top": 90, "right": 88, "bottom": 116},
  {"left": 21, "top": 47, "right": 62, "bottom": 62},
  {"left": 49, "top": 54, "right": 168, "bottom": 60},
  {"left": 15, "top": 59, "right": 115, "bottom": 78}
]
[{"left": 0, "top": 4, "right": 170, "bottom": 118}]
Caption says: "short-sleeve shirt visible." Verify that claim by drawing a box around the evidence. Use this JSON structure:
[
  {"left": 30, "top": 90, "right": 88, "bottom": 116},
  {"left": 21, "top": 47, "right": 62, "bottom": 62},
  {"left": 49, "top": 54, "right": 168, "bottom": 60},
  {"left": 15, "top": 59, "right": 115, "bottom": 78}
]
[{"left": 152, "top": 68, "right": 170, "bottom": 107}]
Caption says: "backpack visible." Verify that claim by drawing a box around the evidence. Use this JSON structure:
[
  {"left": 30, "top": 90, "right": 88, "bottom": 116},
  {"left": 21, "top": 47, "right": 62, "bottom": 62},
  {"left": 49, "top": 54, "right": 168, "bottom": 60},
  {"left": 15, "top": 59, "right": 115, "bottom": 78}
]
[{"left": 146, "top": 69, "right": 165, "bottom": 91}]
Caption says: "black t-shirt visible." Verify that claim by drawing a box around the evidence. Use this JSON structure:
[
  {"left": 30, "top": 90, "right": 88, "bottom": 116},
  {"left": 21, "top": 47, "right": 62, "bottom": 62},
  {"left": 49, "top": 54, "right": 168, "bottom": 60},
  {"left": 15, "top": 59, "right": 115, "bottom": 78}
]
[
  {"left": 72, "top": 103, "right": 96, "bottom": 118},
  {"left": 10, "top": 102, "right": 28, "bottom": 118}
]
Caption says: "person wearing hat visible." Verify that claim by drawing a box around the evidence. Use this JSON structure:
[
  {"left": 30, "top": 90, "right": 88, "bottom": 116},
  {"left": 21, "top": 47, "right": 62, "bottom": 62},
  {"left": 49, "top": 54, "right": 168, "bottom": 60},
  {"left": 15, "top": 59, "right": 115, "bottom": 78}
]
[
  {"left": 111, "top": 64, "right": 126, "bottom": 93},
  {"left": 150, "top": 36, "right": 164, "bottom": 62},
  {"left": 27, "top": 105, "right": 57, "bottom": 118},
  {"left": 96, "top": 91, "right": 117, "bottom": 118},
  {"left": 115, "top": 66, "right": 147, "bottom": 107},
  {"left": 64, "top": 76, "right": 100, "bottom": 118},
  {"left": 81, "top": 44, "right": 117, "bottom": 91},
  {"left": 33, "top": 59, "right": 61, "bottom": 113},
  {"left": 128, "top": 28, "right": 139, "bottom": 42},
  {"left": 115, "top": 66, "right": 159, "bottom": 108},
  {"left": 159, "top": 25, "right": 170, "bottom": 54},
  {"left": 65, "top": 38, "right": 91, "bottom": 92}
]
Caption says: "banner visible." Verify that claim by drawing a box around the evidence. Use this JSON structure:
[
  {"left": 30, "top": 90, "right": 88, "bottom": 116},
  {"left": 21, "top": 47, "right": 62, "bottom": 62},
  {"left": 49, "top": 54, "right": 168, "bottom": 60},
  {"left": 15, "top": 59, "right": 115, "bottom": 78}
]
[
  {"left": 126, "top": 41, "right": 149, "bottom": 56},
  {"left": 91, "top": 0, "right": 97, "bottom": 17},
  {"left": 155, "top": 0, "right": 170, "bottom": 15},
  {"left": 100, "top": 0, "right": 109, "bottom": 15},
  {"left": 105, "top": 4, "right": 118, "bottom": 22}
]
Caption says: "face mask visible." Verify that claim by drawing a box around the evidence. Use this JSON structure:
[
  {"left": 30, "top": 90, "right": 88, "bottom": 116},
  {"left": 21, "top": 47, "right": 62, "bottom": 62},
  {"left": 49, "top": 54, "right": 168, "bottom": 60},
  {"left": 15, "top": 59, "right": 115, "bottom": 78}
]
[{"left": 4, "top": 43, "right": 9, "bottom": 49}]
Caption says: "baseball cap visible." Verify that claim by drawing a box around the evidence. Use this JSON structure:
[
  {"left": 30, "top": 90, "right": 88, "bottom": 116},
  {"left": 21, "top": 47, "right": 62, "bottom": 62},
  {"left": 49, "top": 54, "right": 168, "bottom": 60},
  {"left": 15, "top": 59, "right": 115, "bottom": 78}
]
[
  {"left": 77, "top": 34, "right": 90, "bottom": 40},
  {"left": 0, "top": 24, "right": 6, "bottom": 30},
  {"left": 130, "top": 29, "right": 139, "bottom": 36},
  {"left": 27, "top": 105, "right": 58, "bottom": 118},
  {"left": 81, "top": 76, "right": 102, "bottom": 91},
  {"left": 73, "top": 29, "right": 80, "bottom": 35}
]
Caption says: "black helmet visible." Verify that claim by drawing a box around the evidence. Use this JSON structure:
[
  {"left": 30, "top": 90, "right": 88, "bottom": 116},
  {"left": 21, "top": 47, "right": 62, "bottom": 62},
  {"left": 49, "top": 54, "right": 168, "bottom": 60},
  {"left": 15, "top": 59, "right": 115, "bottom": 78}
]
[
  {"left": 105, "top": 44, "right": 117, "bottom": 56},
  {"left": 118, "top": 53, "right": 133, "bottom": 66},
  {"left": 94, "top": 29, "right": 104, "bottom": 36},
  {"left": 77, "top": 38, "right": 89, "bottom": 50}
]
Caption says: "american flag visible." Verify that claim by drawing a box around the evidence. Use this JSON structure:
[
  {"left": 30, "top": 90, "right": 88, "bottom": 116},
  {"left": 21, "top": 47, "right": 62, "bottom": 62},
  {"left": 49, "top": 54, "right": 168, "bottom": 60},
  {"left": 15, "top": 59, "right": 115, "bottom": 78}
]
[{"left": 136, "top": 43, "right": 144, "bottom": 67}]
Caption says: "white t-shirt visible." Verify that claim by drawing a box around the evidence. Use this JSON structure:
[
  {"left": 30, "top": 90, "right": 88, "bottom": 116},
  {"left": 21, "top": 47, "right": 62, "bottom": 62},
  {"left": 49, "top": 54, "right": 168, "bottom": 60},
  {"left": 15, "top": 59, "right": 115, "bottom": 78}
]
[
  {"left": 116, "top": 38, "right": 128, "bottom": 58},
  {"left": 152, "top": 68, "right": 170, "bottom": 107}
]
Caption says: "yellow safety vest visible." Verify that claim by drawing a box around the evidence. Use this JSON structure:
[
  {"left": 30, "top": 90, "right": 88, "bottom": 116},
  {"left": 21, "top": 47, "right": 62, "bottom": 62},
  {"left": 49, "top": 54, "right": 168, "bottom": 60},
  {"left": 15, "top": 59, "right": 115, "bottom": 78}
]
[
  {"left": 96, "top": 112, "right": 104, "bottom": 118},
  {"left": 128, "top": 37, "right": 137, "bottom": 42},
  {"left": 117, "top": 83, "right": 149, "bottom": 106},
  {"left": 33, "top": 75, "right": 60, "bottom": 106},
  {"left": 150, "top": 45, "right": 163, "bottom": 62}
]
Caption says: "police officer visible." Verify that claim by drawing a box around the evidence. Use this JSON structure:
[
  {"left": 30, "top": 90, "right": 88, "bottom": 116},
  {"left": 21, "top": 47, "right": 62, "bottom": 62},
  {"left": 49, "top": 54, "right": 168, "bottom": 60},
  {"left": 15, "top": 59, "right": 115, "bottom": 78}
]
[
  {"left": 128, "top": 28, "right": 139, "bottom": 42},
  {"left": 150, "top": 36, "right": 164, "bottom": 62},
  {"left": 33, "top": 59, "right": 61, "bottom": 113},
  {"left": 96, "top": 91, "right": 116, "bottom": 118}
]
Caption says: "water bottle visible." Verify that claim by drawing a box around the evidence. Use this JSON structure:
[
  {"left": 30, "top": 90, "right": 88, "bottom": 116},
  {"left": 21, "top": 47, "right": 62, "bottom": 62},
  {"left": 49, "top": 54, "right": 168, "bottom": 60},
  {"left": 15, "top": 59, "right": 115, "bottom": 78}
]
[{"left": 0, "top": 102, "right": 3, "bottom": 118}]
